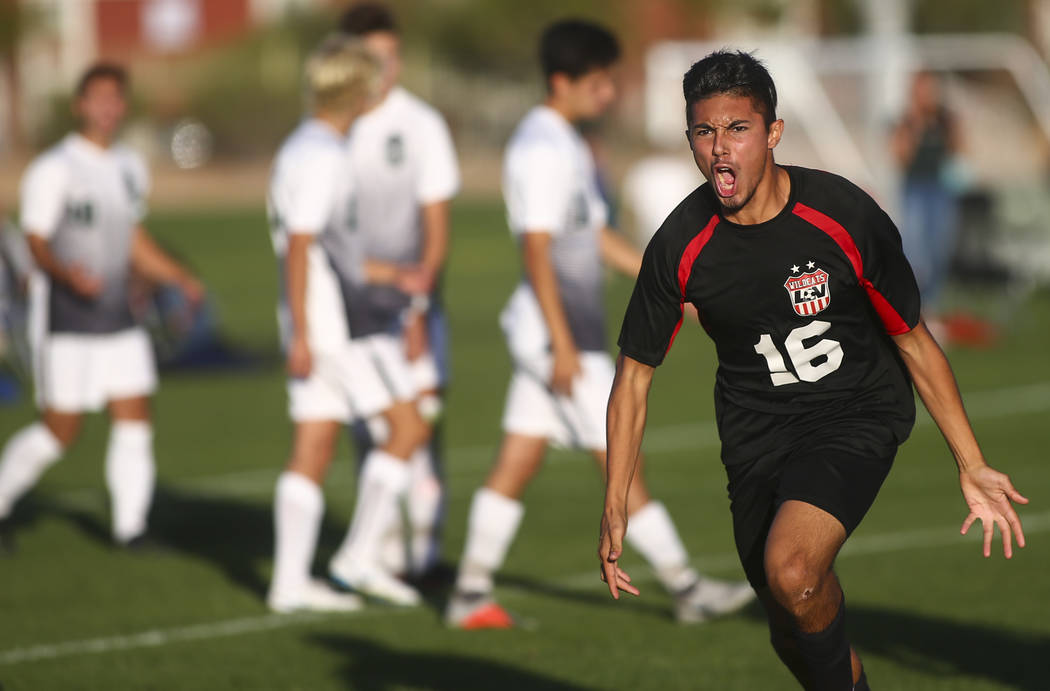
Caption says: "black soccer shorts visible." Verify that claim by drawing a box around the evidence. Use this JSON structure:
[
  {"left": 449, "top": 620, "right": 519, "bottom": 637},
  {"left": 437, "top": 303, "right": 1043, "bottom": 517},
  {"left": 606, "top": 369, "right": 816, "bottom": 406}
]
[{"left": 723, "top": 412, "right": 899, "bottom": 591}]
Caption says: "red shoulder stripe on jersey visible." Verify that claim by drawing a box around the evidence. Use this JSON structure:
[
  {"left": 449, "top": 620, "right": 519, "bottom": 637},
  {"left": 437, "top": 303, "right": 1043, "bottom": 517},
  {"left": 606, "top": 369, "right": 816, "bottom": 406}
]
[
  {"left": 861, "top": 279, "right": 912, "bottom": 334},
  {"left": 677, "top": 214, "right": 720, "bottom": 294},
  {"left": 791, "top": 202, "right": 862, "bottom": 277},
  {"left": 666, "top": 214, "right": 719, "bottom": 354},
  {"left": 791, "top": 202, "right": 910, "bottom": 334}
]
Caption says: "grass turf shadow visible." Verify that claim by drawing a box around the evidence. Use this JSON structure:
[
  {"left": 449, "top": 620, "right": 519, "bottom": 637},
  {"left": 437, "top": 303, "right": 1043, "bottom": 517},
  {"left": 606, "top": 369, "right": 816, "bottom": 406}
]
[
  {"left": 310, "top": 631, "right": 602, "bottom": 691},
  {"left": 848, "top": 604, "right": 1049, "bottom": 690},
  {"left": 148, "top": 484, "right": 365, "bottom": 600},
  {"left": 24, "top": 483, "right": 350, "bottom": 601},
  {"left": 495, "top": 571, "right": 700, "bottom": 621},
  {"left": 738, "top": 601, "right": 1047, "bottom": 689}
]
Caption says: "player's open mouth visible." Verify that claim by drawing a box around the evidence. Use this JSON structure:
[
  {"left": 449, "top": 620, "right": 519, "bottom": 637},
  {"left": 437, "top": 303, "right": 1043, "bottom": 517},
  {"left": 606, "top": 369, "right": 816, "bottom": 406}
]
[{"left": 714, "top": 165, "right": 737, "bottom": 198}]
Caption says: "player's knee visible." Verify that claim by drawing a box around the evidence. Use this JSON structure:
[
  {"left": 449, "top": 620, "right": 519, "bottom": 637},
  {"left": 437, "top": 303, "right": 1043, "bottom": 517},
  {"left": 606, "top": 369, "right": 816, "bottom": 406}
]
[
  {"left": 42, "top": 414, "right": 81, "bottom": 449},
  {"left": 765, "top": 550, "right": 824, "bottom": 612},
  {"left": 385, "top": 404, "right": 429, "bottom": 454}
]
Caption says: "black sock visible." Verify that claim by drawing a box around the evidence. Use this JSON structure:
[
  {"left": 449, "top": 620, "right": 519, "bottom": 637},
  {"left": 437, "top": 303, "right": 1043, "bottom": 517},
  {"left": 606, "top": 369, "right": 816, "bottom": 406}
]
[
  {"left": 770, "top": 625, "right": 815, "bottom": 689},
  {"left": 790, "top": 597, "right": 853, "bottom": 691}
]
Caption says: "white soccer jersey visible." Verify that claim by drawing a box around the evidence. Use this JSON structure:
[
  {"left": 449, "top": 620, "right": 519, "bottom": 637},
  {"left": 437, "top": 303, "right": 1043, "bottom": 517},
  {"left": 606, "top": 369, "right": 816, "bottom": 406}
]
[
  {"left": 347, "top": 86, "right": 460, "bottom": 266},
  {"left": 268, "top": 119, "right": 379, "bottom": 351},
  {"left": 502, "top": 106, "right": 609, "bottom": 352},
  {"left": 20, "top": 134, "right": 149, "bottom": 334}
]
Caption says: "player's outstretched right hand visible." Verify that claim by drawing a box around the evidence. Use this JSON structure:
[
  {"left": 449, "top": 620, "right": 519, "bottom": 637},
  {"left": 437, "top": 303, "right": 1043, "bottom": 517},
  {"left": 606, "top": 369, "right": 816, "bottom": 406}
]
[
  {"left": 598, "top": 508, "right": 640, "bottom": 600},
  {"left": 287, "top": 336, "right": 312, "bottom": 379}
]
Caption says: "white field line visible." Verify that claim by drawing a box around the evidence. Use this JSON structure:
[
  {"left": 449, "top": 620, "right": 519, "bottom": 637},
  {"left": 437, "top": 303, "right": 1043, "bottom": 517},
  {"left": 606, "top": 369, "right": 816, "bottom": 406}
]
[
  {"left": 45, "top": 380, "right": 1050, "bottom": 513},
  {"left": 2, "top": 509, "right": 1049, "bottom": 667},
  {"left": 0, "top": 609, "right": 413, "bottom": 666}
]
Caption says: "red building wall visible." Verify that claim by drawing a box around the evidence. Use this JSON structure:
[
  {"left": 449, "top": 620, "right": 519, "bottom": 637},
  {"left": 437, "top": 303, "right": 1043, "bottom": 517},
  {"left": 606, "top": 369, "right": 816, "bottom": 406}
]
[{"left": 95, "top": 0, "right": 251, "bottom": 59}]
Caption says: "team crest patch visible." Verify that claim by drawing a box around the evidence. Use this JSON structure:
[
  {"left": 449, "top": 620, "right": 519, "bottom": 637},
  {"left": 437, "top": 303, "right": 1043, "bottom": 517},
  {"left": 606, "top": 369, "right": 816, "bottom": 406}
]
[
  {"left": 386, "top": 134, "right": 404, "bottom": 166},
  {"left": 784, "top": 262, "right": 831, "bottom": 316}
]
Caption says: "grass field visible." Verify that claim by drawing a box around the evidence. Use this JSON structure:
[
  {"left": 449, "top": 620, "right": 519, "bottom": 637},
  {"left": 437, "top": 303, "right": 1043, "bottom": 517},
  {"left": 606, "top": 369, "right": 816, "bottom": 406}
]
[{"left": 0, "top": 200, "right": 1047, "bottom": 690}]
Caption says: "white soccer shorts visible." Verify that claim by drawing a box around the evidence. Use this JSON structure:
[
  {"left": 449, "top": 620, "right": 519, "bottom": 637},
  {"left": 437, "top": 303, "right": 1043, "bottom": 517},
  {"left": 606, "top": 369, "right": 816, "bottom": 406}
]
[
  {"left": 288, "top": 334, "right": 415, "bottom": 423},
  {"left": 501, "top": 349, "right": 614, "bottom": 452},
  {"left": 35, "top": 328, "right": 158, "bottom": 412}
]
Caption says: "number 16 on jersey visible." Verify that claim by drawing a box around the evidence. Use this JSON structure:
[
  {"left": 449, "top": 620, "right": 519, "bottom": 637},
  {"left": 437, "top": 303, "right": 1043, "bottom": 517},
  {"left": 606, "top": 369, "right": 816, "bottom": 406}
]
[{"left": 754, "top": 320, "right": 843, "bottom": 386}]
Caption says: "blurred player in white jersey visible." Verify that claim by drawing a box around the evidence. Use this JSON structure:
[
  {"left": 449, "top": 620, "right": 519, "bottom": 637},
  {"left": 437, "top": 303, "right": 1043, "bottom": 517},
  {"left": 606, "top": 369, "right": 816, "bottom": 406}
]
[
  {"left": 445, "top": 20, "right": 755, "bottom": 629},
  {"left": 266, "top": 36, "right": 432, "bottom": 612},
  {"left": 0, "top": 64, "right": 204, "bottom": 553},
  {"left": 337, "top": 2, "right": 460, "bottom": 583}
]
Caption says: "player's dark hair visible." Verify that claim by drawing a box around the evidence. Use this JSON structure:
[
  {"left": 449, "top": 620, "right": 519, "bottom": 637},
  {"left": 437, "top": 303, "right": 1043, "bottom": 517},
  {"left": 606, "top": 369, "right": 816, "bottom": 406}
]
[
  {"left": 683, "top": 50, "right": 777, "bottom": 127},
  {"left": 75, "top": 63, "right": 128, "bottom": 99},
  {"left": 539, "top": 19, "right": 620, "bottom": 86},
  {"left": 339, "top": 2, "right": 398, "bottom": 36}
]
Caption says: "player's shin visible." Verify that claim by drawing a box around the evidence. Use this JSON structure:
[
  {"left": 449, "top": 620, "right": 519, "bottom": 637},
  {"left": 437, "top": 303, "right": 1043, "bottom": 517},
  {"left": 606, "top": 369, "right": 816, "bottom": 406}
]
[
  {"left": 625, "top": 500, "right": 696, "bottom": 591},
  {"left": 269, "top": 471, "right": 324, "bottom": 606},
  {"left": 105, "top": 421, "right": 155, "bottom": 543},
  {"left": 407, "top": 446, "right": 443, "bottom": 575},
  {"left": 331, "top": 449, "right": 411, "bottom": 575},
  {"left": 453, "top": 487, "right": 524, "bottom": 594},
  {"left": 0, "top": 423, "right": 63, "bottom": 519},
  {"left": 789, "top": 596, "right": 853, "bottom": 691}
]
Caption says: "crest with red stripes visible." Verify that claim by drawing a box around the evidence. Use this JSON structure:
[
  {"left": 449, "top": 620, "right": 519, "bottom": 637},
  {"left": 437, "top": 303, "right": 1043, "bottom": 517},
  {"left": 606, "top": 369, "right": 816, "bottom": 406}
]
[{"left": 784, "top": 266, "right": 831, "bottom": 316}]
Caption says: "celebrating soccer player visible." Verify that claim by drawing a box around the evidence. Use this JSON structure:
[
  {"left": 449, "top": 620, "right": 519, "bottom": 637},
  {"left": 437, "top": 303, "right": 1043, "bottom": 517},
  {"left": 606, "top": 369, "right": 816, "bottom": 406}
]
[
  {"left": 334, "top": 2, "right": 461, "bottom": 584},
  {"left": 598, "top": 50, "right": 1028, "bottom": 690},
  {"left": 266, "top": 36, "right": 430, "bottom": 612},
  {"left": 0, "top": 63, "right": 204, "bottom": 552},
  {"left": 445, "top": 21, "right": 754, "bottom": 629}
]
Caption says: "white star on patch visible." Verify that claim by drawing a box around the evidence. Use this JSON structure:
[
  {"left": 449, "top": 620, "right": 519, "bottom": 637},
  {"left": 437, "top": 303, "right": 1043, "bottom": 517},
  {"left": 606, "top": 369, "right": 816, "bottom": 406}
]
[
  {"left": 791, "top": 264, "right": 799, "bottom": 273},
  {"left": 807, "top": 261, "right": 816, "bottom": 269}
]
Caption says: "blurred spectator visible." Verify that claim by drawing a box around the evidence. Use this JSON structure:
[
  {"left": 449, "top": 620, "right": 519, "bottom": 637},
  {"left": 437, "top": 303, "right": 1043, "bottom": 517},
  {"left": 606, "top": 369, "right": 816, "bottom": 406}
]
[
  {"left": 891, "top": 72, "right": 963, "bottom": 317},
  {"left": 0, "top": 215, "right": 33, "bottom": 403}
]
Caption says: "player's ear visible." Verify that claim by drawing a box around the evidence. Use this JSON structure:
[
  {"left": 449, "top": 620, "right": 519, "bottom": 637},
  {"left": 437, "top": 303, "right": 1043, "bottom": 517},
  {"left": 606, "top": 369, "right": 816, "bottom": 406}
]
[
  {"left": 767, "top": 119, "right": 784, "bottom": 149},
  {"left": 548, "top": 72, "right": 567, "bottom": 98}
]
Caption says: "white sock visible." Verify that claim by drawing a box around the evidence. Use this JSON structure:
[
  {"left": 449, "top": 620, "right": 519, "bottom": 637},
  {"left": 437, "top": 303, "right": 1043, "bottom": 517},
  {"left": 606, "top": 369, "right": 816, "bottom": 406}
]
[
  {"left": 377, "top": 506, "right": 409, "bottom": 576},
  {"left": 105, "top": 421, "right": 155, "bottom": 543},
  {"left": 407, "top": 446, "right": 444, "bottom": 575},
  {"left": 269, "top": 471, "right": 324, "bottom": 604},
  {"left": 332, "top": 449, "right": 411, "bottom": 574},
  {"left": 625, "top": 501, "right": 698, "bottom": 592},
  {"left": 377, "top": 446, "right": 443, "bottom": 576},
  {"left": 454, "top": 487, "right": 524, "bottom": 594},
  {"left": 0, "top": 423, "right": 63, "bottom": 519}
]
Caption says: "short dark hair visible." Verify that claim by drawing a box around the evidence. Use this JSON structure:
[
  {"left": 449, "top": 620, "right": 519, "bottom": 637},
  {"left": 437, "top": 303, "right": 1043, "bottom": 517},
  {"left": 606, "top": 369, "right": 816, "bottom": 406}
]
[
  {"left": 683, "top": 50, "right": 777, "bottom": 127},
  {"left": 539, "top": 19, "right": 620, "bottom": 84},
  {"left": 75, "top": 62, "right": 128, "bottom": 99},
  {"left": 339, "top": 2, "right": 398, "bottom": 36}
]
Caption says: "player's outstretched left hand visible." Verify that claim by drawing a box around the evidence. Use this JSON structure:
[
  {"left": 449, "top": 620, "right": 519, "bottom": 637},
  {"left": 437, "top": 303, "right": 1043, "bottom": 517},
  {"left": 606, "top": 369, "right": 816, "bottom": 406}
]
[
  {"left": 598, "top": 509, "right": 640, "bottom": 599},
  {"left": 959, "top": 465, "right": 1029, "bottom": 559}
]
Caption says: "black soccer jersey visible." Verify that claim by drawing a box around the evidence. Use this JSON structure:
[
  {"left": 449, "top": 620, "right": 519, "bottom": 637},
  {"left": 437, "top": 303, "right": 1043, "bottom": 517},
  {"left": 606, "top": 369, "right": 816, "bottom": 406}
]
[{"left": 618, "top": 166, "right": 921, "bottom": 458}]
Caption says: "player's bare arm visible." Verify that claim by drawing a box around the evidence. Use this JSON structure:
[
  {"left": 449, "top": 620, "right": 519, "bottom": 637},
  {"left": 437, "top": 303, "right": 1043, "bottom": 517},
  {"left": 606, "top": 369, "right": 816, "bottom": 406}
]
[
  {"left": 284, "top": 232, "right": 313, "bottom": 378},
  {"left": 892, "top": 322, "right": 1029, "bottom": 558},
  {"left": 130, "top": 227, "right": 204, "bottom": 304},
  {"left": 25, "top": 233, "right": 102, "bottom": 299},
  {"left": 599, "top": 227, "right": 643, "bottom": 278},
  {"left": 598, "top": 352, "right": 655, "bottom": 599},
  {"left": 522, "top": 230, "right": 580, "bottom": 395},
  {"left": 419, "top": 199, "right": 451, "bottom": 293}
]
